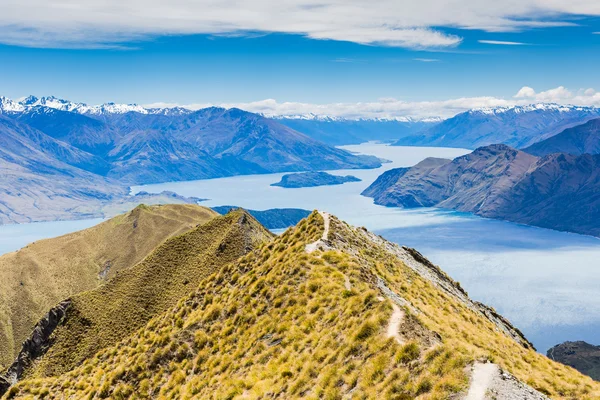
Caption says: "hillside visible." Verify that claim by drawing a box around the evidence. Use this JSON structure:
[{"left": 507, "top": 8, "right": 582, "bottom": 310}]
[
  {"left": 0, "top": 209, "right": 271, "bottom": 390},
  {"left": 107, "top": 108, "right": 381, "bottom": 184},
  {"left": 548, "top": 341, "right": 600, "bottom": 381},
  {"left": 2, "top": 212, "right": 598, "bottom": 399},
  {"left": 394, "top": 104, "right": 600, "bottom": 149},
  {"left": 0, "top": 97, "right": 381, "bottom": 222},
  {"left": 362, "top": 145, "right": 600, "bottom": 236},
  {"left": 0, "top": 204, "right": 217, "bottom": 367},
  {"left": 271, "top": 171, "right": 361, "bottom": 188},
  {"left": 211, "top": 206, "right": 311, "bottom": 229},
  {"left": 524, "top": 118, "right": 600, "bottom": 156},
  {"left": 15, "top": 106, "right": 120, "bottom": 157},
  {"left": 0, "top": 115, "right": 128, "bottom": 224}
]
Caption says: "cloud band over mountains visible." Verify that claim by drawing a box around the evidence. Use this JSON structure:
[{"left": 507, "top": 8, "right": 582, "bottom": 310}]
[
  {"left": 144, "top": 86, "right": 600, "bottom": 119},
  {"left": 1, "top": 0, "right": 600, "bottom": 49}
]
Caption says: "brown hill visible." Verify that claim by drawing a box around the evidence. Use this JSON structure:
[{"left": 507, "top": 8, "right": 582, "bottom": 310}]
[{"left": 0, "top": 204, "right": 217, "bottom": 367}]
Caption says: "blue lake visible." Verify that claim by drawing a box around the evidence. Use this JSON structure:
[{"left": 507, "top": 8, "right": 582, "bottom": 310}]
[{"left": 1, "top": 143, "right": 599, "bottom": 352}]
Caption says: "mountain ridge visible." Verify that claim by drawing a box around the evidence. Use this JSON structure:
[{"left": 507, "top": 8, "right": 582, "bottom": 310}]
[
  {"left": 393, "top": 104, "right": 600, "bottom": 149},
  {"left": 524, "top": 117, "right": 600, "bottom": 156},
  {"left": 362, "top": 144, "right": 600, "bottom": 237},
  {"left": 1, "top": 210, "right": 597, "bottom": 398}
]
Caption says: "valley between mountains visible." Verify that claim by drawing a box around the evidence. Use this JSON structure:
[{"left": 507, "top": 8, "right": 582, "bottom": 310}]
[{"left": 1, "top": 206, "right": 599, "bottom": 399}]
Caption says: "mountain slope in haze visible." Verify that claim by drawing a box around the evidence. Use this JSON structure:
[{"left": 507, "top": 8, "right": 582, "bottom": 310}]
[
  {"left": 0, "top": 115, "right": 127, "bottom": 224},
  {"left": 0, "top": 96, "right": 381, "bottom": 222},
  {"left": 276, "top": 116, "right": 441, "bottom": 145},
  {"left": 524, "top": 118, "right": 600, "bottom": 156},
  {"left": 15, "top": 106, "right": 120, "bottom": 157},
  {"left": 0, "top": 204, "right": 217, "bottom": 367},
  {"left": 3, "top": 212, "right": 598, "bottom": 399},
  {"left": 1, "top": 209, "right": 271, "bottom": 384},
  {"left": 363, "top": 144, "right": 600, "bottom": 236},
  {"left": 548, "top": 341, "right": 600, "bottom": 381},
  {"left": 106, "top": 107, "right": 381, "bottom": 184},
  {"left": 394, "top": 104, "right": 600, "bottom": 149},
  {"left": 0, "top": 115, "right": 109, "bottom": 175},
  {"left": 1, "top": 97, "right": 382, "bottom": 186}
]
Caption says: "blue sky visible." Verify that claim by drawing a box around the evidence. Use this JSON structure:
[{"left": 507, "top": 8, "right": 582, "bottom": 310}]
[{"left": 1, "top": 1, "right": 600, "bottom": 118}]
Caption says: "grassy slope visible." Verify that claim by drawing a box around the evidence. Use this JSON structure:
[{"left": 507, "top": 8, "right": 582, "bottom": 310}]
[
  {"left": 22, "top": 209, "right": 272, "bottom": 379},
  {"left": 0, "top": 204, "right": 217, "bottom": 368},
  {"left": 6, "top": 212, "right": 600, "bottom": 399}
]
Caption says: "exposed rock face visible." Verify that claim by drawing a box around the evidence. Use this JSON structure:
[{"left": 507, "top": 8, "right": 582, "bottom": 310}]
[
  {"left": 363, "top": 144, "right": 600, "bottom": 237},
  {"left": 548, "top": 341, "right": 600, "bottom": 381},
  {"left": 524, "top": 117, "right": 600, "bottom": 156},
  {"left": 270, "top": 171, "right": 361, "bottom": 188},
  {"left": 0, "top": 300, "right": 71, "bottom": 396}
]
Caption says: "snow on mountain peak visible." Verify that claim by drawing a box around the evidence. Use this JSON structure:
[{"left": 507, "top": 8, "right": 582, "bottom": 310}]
[
  {"left": 470, "top": 103, "right": 596, "bottom": 116},
  {"left": 0, "top": 96, "right": 26, "bottom": 113},
  {"left": 0, "top": 95, "right": 194, "bottom": 116}
]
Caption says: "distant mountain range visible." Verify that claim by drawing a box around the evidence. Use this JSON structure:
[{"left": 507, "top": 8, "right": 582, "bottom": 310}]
[
  {"left": 0, "top": 96, "right": 381, "bottom": 223},
  {"left": 393, "top": 104, "right": 600, "bottom": 149},
  {"left": 363, "top": 144, "right": 600, "bottom": 237},
  {"left": 0, "top": 96, "right": 381, "bottom": 184},
  {"left": 275, "top": 115, "right": 441, "bottom": 145}
]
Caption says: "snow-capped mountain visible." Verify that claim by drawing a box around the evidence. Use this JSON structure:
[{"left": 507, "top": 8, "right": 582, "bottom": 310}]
[
  {"left": 1, "top": 95, "right": 194, "bottom": 117},
  {"left": 272, "top": 114, "right": 443, "bottom": 145},
  {"left": 272, "top": 113, "right": 443, "bottom": 123},
  {"left": 395, "top": 103, "right": 600, "bottom": 149},
  {"left": 0, "top": 96, "right": 26, "bottom": 113},
  {"left": 470, "top": 103, "right": 597, "bottom": 116}
]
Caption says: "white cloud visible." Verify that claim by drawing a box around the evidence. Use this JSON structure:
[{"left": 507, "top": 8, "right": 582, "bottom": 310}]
[
  {"left": 478, "top": 40, "right": 527, "bottom": 45},
  {"left": 413, "top": 58, "right": 440, "bottom": 62},
  {"left": 145, "top": 85, "right": 600, "bottom": 119},
  {"left": 514, "top": 86, "right": 536, "bottom": 98},
  {"left": 512, "top": 85, "right": 600, "bottom": 106},
  {"left": 0, "top": 0, "right": 600, "bottom": 49}
]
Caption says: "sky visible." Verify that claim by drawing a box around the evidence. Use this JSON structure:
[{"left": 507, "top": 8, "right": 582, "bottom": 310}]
[{"left": 1, "top": 1, "right": 600, "bottom": 118}]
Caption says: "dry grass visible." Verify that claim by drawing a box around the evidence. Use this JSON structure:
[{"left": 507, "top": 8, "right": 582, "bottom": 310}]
[
  {"left": 5, "top": 211, "right": 600, "bottom": 399},
  {"left": 21, "top": 209, "right": 272, "bottom": 379},
  {"left": 0, "top": 204, "right": 217, "bottom": 367}
]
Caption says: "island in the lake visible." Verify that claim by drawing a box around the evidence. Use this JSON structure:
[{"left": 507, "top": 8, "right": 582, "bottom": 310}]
[{"left": 271, "top": 171, "right": 361, "bottom": 188}]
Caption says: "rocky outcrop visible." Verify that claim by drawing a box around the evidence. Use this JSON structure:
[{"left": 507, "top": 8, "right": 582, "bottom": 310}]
[
  {"left": 363, "top": 144, "right": 600, "bottom": 237},
  {"left": 0, "top": 299, "right": 71, "bottom": 396}
]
